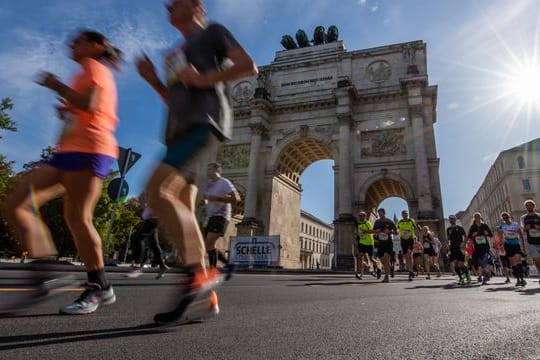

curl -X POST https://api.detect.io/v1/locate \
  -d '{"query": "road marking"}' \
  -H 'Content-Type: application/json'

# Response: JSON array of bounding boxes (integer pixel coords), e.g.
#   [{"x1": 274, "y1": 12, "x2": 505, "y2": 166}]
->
[{"x1": 0, "y1": 288, "x2": 83, "y2": 292}]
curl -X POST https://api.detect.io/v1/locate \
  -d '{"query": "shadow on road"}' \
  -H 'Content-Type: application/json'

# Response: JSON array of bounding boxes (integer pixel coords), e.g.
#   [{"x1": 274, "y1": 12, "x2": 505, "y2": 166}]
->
[
  {"x1": 405, "y1": 283, "x2": 482, "y2": 290},
  {"x1": 0, "y1": 323, "x2": 168, "y2": 351},
  {"x1": 517, "y1": 287, "x2": 540, "y2": 295}
]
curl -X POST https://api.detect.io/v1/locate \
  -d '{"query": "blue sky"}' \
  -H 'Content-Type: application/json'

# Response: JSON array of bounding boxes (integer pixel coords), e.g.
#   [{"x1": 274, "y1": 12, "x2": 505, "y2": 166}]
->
[{"x1": 1, "y1": 0, "x2": 539, "y2": 224}]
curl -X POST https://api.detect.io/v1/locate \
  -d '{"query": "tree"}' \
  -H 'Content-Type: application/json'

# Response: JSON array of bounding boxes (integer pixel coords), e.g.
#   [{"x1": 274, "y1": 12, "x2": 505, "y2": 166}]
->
[{"x1": 0, "y1": 98, "x2": 17, "y2": 139}]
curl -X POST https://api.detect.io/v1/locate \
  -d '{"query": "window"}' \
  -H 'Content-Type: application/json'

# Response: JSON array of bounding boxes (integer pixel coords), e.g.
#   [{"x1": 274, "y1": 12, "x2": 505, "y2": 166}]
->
[
  {"x1": 523, "y1": 179, "x2": 531, "y2": 192},
  {"x1": 518, "y1": 156, "x2": 526, "y2": 169}
]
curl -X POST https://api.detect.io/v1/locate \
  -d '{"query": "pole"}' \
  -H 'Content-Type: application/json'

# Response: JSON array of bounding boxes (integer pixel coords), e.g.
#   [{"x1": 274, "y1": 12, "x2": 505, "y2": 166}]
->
[
  {"x1": 103, "y1": 148, "x2": 132, "y2": 257},
  {"x1": 123, "y1": 226, "x2": 134, "y2": 264}
]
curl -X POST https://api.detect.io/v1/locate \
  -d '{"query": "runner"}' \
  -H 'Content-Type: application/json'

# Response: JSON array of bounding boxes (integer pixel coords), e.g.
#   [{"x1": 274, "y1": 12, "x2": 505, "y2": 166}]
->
[
  {"x1": 420, "y1": 226, "x2": 440, "y2": 279},
  {"x1": 497, "y1": 212, "x2": 526, "y2": 286},
  {"x1": 136, "y1": 0, "x2": 257, "y2": 325},
  {"x1": 204, "y1": 162, "x2": 240, "y2": 280},
  {"x1": 396, "y1": 210, "x2": 421, "y2": 281},
  {"x1": 126, "y1": 204, "x2": 170, "y2": 280},
  {"x1": 468, "y1": 212, "x2": 493, "y2": 285},
  {"x1": 492, "y1": 232, "x2": 511, "y2": 284},
  {"x1": 354, "y1": 211, "x2": 378, "y2": 280},
  {"x1": 446, "y1": 215, "x2": 470, "y2": 284},
  {"x1": 520, "y1": 200, "x2": 540, "y2": 285},
  {"x1": 373, "y1": 208, "x2": 397, "y2": 283},
  {"x1": 2, "y1": 29, "x2": 122, "y2": 315},
  {"x1": 412, "y1": 236, "x2": 424, "y2": 276}
]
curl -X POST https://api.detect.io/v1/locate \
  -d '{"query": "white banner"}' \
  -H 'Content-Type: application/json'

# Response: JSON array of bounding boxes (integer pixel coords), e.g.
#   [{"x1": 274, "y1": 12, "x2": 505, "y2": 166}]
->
[{"x1": 229, "y1": 236, "x2": 280, "y2": 266}]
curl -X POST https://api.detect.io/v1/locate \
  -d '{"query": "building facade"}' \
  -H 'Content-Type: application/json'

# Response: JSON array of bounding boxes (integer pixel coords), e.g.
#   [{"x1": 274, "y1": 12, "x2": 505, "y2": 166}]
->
[
  {"x1": 457, "y1": 138, "x2": 540, "y2": 230},
  {"x1": 299, "y1": 211, "x2": 334, "y2": 269}
]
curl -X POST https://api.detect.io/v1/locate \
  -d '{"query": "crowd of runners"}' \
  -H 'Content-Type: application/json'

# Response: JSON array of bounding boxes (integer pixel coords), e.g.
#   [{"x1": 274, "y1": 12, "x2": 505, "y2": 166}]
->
[{"x1": 353, "y1": 200, "x2": 540, "y2": 287}]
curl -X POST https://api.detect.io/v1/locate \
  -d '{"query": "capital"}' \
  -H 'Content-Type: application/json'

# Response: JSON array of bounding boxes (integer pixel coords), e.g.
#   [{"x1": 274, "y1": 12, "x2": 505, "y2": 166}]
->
[{"x1": 249, "y1": 122, "x2": 267, "y2": 136}]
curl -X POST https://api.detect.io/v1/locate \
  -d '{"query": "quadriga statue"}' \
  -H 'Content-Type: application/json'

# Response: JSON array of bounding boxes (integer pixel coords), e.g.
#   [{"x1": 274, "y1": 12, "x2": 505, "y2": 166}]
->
[
  {"x1": 295, "y1": 29, "x2": 310, "y2": 47},
  {"x1": 280, "y1": 35, "x2": 298, "y2": 50},
  {"x1": 313, "y1": 26, "x2": 326, "y2": 45},
  {"x1": 327, "y1": 25, "x2": 339, "y2": 42}
]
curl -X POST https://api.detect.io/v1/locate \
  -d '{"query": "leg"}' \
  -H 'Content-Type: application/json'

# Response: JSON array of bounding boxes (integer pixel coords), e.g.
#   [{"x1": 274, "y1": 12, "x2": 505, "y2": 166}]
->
[
  {"x1": 62, "y1": 170, "x2": 105, "y2": 271},
  {"x1": 146, "y1": 163, "x2": 205, "y2": 271},
  {"x1": 205, "y1": 231, "x2": 221, "y2": 267},
  {"x1": 2, "y1": 165, "x2": 64, "y2": 258}
]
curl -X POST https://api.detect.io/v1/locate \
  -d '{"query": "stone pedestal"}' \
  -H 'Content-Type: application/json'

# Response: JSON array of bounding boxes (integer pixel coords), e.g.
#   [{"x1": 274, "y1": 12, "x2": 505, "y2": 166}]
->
[
  {"x1": 333, "y1": 214, "x2": 356, "y2": 270},
  {"x1": 236, "y1": 218, "x2": 264, "y2": 237}
]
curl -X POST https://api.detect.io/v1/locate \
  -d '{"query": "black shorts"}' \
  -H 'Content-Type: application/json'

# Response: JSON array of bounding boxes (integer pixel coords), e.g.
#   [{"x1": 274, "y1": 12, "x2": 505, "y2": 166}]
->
[
  {"x1": 449, "y1": 249, "x2": 465, "y2": 263},
  {"x1": 413, "y1": 253, "x2": 423, "y2": 259},
  {"x1": 504, "y1": 243, "x2": 522, "y2": 258},
  {"x1": 204, "y1": 216, "x2": 229, "y2": 237},
  {"x1": 401, "y1": 239, "x2": 414, "y2": 253},
  {"x1": 376, "y1": 241, "x2": 393, "y2": 257},
  {"x1": 423, "y1": 248, "x2": 436, "y2": 257},
  {"x1": 357, "y1": 244, "x2": 374, "y2": 256},
  {"x1": 499, "y1": 255, "x2": 510, "y2": 268}
]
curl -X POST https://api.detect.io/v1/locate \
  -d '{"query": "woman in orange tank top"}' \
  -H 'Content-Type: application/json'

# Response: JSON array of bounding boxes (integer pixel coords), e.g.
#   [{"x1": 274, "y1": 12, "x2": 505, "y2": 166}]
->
[{"x1": 2, "y1": 30, "x2": 122, "y2": 315}]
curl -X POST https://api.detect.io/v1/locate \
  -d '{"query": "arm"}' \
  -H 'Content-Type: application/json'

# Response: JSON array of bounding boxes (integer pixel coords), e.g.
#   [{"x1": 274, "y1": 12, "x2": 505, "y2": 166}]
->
[
  {"x1": 207, "y1": 189, "x2": 239, "y2": 204},
  {"x1": 179, "y1": 46, "x2": 258, "y2": 89},
  {"x1": 136, "y1": 54, "x2": 168, "y2": 104},
  {"x1": 37, "y1": 72, "x2": 98, "y2": 111}
]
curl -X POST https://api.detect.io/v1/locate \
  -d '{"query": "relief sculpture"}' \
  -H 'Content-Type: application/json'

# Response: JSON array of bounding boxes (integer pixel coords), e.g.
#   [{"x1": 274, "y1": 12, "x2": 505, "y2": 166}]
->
[
  {"x1": 217, "y1": 144, "x2": 251, "y2": 168},
  {"x1": 361, "y1": 129, "x2": 406, "y2": 158}
]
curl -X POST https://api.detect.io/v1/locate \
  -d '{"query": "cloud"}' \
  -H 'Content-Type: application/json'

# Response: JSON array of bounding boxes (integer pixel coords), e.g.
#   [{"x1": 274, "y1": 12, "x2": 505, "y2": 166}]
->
[
  {"x1": 447, "y1": 102, "x2": 459, "y2": 110},
  {"x1": 357, "y1": 0, "x2": 367, "y2": 5}
]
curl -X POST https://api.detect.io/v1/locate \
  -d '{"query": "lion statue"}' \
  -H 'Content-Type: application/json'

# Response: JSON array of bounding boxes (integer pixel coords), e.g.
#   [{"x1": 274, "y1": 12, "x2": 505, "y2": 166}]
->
[
  {"x1": 295, "y1": 29, "x2": 310, "y2": 48},
  {"x1": 280, "y1": 35, "x2": 298, "y2": 50},
  {"x1": 327, "y1": 25, "x2": 339, "y2": 42},
  {"x1": 313, "y1": 26, "x2": 326, "y2": 45}
]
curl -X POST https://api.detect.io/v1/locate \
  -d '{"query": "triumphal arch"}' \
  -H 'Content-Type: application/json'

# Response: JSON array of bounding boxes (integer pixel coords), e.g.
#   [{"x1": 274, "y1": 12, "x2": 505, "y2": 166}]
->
[{"x1": 216, "y1": 31, "x2": 444, "y2": 269}]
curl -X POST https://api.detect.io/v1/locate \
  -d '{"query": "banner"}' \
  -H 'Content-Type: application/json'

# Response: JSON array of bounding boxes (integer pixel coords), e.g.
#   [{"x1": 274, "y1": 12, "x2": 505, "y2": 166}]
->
[{"x1": 229, "y1": 236, "x2": 280, "y2": 266}]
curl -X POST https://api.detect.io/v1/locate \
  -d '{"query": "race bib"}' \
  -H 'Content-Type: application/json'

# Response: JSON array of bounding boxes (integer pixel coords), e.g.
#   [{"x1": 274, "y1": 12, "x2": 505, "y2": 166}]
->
[
  {"x1": 423, "y1": 242, "x2": 431, "y2": 249},
  {"x1": 378, "y1": 233, "x2": 389, "y2": 241},
  {"x1": 475, "y1": 236, "x2": 487, "y2": 244},
  {"x1": 401, "y1": 230, "x2": 411, "y2": 239},
  {"x1": 503, "y1": 231, "x2": 517, "y2": 240},
  {"x1": 529, "y1": 229, "x2": 540, "y2": 238},
  {"x1": 358, "y1": 234, "x2": 366, "y2": 240}
]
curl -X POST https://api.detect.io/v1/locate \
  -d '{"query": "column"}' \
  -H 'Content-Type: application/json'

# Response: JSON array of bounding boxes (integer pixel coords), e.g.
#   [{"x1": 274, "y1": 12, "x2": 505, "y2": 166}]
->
[
  {"x1": 337, "y1": 113, "x2": 353, "y2": 217},
  {"x1": 410, "y1": 105, "x2": 433, "y2": 218},
  {"x1": 244, "y1": 122, "x2": 265, "y2": 219}
]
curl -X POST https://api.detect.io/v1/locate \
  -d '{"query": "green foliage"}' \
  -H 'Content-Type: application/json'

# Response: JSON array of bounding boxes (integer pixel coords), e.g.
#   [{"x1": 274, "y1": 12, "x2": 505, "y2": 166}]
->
[{"x1": 0, "y1": 98, "x2": 17, "y2": 139}]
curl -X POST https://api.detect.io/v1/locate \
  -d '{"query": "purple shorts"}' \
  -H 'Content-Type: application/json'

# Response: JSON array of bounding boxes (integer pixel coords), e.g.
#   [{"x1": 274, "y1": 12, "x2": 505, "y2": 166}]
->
[{"x1": 46, "y1": 152, "x2": 115, "y2": 179}]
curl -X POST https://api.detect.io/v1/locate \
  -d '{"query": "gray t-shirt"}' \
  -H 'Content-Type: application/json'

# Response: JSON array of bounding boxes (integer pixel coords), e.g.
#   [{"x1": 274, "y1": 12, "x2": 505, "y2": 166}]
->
[{"x1": 164, "y1": 23, "x2": 240, "y2": 144}]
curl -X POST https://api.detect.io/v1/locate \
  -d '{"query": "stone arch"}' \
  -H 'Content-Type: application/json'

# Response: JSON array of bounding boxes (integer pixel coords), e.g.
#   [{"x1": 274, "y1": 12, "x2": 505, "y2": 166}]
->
[
  {"x1": 356, "y1": 173, "x2": 416, "y2": 215},
  {"x1": 274, "y1": 136, "x2": 335, "y2": 184}
]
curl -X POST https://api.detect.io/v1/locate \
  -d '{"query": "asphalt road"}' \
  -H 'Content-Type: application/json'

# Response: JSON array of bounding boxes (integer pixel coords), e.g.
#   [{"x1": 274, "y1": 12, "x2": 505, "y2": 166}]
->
[{"x1": 1, "y1": 270, "x2": 540, "y2": 360}]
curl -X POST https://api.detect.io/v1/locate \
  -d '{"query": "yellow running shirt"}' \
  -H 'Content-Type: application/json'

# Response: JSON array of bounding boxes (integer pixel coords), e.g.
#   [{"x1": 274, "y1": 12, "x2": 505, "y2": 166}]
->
[{"x1": 357, "y1": 221, "x2": 374, "y2": 246}]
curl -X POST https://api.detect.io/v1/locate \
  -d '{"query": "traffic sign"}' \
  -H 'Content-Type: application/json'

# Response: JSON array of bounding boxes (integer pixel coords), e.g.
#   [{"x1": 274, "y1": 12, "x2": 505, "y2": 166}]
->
[
  {"x1": 118, "y1": 147, "x2": 141, "y2": 176},
  {"x1": 107, "y1": 177, "x2": 129, "y2": 202}
]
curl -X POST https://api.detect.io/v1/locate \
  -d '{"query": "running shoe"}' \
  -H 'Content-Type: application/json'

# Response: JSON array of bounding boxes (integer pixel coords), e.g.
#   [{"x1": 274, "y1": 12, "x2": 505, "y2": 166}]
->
[
  {"x1": 370, "y1": 271, "x2": 377, "y2": 278},
  {"x1": 355, "y1": 273, "x2": 362, "y2": 280},
  {"x1": 390, "y1": 268, "x2": 395, "y2": 278},
  {"x1": 504, "y1": 278, "x2": 511, "y2": 284},
  {"x1": 515, "y1": 279, "x2": 522, "y2": 287},
  {"x1": 59, "y1": 282, "x2": 116, "y2": 315},
  {"x1": 154, "y1": 268, "x2": 224, "y2": 326},
  {"x1": 426, "y1": 275, "x2": 431, "y2": 280},
  {"x1": 520, "y1": 279, "x2": 527, "y2": 287},
  {"x1": 457, "y1": 278, "x2": 465, "y2": 285},
  {"x1": 126, "y1": 267, "x2": 143, "y2": 278},
  {"x1": 477, "y1": 276, "x2": 482, "y2": 283},
  {"x1": 155, "y1": 265, "x2": 170, "y2": 280},
  {"x1": 376, "y1": 269, "x2": 382, "y2": 279},
  {"x1": 408, "y1": 272, "x2": 413, "y2": 282},
  {"x1": 481, "y1": 277, "x2": 488, "y2": 286},
  {"x1": 381, "y1": 276, "x2": 389, "y2": 283}
]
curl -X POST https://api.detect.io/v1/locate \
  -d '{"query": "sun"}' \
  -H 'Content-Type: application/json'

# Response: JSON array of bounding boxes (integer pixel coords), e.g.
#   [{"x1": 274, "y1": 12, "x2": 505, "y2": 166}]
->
[{"x1": 504, "y1": 62, "x2": 540, "y2": 106}]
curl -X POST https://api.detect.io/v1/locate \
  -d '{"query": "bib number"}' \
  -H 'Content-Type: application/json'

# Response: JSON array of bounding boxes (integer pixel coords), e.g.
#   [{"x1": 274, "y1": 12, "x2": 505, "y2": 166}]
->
[
  {"x1": 378, "y1": 233, "x2": 389, "y2": 241},
  {"x1": 529, "y1": 229, "x2": 540, "y2": 238},
  {"x1": 475, "y1": 236, "x2": 487, "y2": 245},
  {"x1": 401, "y1": 230, "x2": 411, "y2": 239}
]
